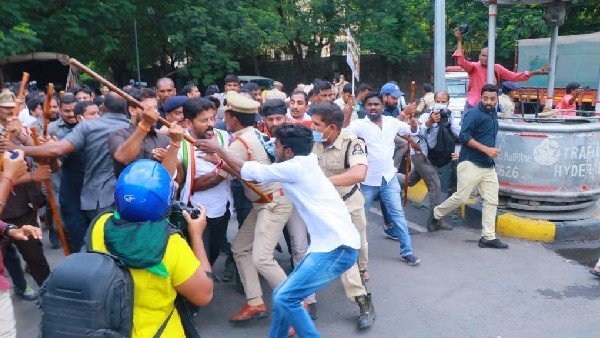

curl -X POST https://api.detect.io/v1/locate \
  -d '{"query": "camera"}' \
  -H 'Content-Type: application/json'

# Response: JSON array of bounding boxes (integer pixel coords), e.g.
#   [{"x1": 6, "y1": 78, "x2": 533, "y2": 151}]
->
[
  {"x1": 168, "y1": 201, "x2": 200, "y2": 239},
  {"x1": 458, "y1": 24, "x2": 469, "y2": 36}
]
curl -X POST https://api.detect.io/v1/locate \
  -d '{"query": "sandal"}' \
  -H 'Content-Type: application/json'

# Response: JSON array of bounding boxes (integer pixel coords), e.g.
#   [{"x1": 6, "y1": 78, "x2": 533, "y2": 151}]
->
[{"x1": 590, "y1": 268, "x2": 600, "y2": 278}]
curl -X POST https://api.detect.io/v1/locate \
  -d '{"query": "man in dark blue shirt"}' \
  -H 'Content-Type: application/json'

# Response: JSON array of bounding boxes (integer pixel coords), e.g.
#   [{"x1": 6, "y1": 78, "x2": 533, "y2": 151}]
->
[{"x1": 428, "y1": 84, "x2": 508, "y2": 249}]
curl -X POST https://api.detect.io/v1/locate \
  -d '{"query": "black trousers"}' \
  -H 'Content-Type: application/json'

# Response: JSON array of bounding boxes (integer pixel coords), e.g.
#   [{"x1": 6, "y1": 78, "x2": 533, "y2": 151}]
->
[
  {"x1": 203, "y1": 208, "x2": 231, "y2": 266},
  {"x1": 2, "y1": 211, "x2": 51, "y2": 287}
]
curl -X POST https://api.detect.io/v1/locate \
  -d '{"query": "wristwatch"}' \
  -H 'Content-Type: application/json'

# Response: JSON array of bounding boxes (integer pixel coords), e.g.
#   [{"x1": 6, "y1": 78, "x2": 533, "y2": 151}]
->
[{"x1": 2, "y1": 223, "x2": 18, "y2": 238}]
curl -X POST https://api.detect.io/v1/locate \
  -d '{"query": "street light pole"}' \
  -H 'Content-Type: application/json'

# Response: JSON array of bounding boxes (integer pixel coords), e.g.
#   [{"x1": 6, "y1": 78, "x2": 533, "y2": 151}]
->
[
  {"x1": 486, "y1": 0, "x2": 498, "y2": 84},
  {"x1": 434, "y1": 0, "x2": 446, "y2": 91},
  {"x1": 134, "y1": 17, "x2": 141, "y2": 83}
]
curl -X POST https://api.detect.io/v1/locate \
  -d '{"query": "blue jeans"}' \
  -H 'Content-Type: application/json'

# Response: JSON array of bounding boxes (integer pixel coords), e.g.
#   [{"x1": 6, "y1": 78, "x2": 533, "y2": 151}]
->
[
  {"x1": 269, "y1": 245, "x2": 358, "y2": 338},
  {"x1": 361, "y1": 177, "x2": 413, "y2": 256},
  {"x1": 60, "y1": 195, "x2": 89, "y2": 253}
]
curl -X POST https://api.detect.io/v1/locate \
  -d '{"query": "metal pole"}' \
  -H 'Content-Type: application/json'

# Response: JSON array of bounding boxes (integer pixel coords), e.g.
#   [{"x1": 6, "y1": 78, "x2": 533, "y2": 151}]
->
[
  {"x1": 486, "y1": 1, "x2": 497, "y2": 84},
  {"x1": 596, "y1": 66, "x2": 600, "y2": 116},
  {"x1": 545, "y1": 25, "x2": 559, "y2": 108},
  {"x1": 434, "y1": 0, "x2": 446, "y2": 91},
  {"x1": 134, "y1": 17, "x2": 141, "y2": 83}
]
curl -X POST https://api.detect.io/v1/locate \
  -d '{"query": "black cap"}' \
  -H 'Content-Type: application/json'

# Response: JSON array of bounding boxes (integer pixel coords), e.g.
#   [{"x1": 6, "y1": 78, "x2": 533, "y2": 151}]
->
[{"x1": 566, "y1": 82, "x2": 581, "y2": 91}]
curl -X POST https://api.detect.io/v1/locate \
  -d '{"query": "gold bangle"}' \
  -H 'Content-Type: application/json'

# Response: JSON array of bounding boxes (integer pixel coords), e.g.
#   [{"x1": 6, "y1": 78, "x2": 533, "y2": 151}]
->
[{"x1": 137, "y1": 122, "x2": 151, "y2": 133}]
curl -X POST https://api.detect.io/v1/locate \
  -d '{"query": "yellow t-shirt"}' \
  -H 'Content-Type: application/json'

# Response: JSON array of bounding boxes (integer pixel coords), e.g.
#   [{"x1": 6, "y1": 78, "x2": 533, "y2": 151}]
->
[{"x1": 90, "y1": 214, "x2": 200, "y2": 338}]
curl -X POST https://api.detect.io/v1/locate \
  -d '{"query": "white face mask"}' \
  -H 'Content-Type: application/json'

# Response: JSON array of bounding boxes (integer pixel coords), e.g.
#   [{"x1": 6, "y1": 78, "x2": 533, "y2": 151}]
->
[{"x1": 432, "y1": 103, "x2": 447, "y2": 112}]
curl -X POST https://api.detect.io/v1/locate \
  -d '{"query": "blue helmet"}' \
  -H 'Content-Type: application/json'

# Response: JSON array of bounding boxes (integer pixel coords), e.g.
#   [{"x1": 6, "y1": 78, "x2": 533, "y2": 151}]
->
[{"x1": 114, "y1": 159, "x2": 174, "y2": 222}]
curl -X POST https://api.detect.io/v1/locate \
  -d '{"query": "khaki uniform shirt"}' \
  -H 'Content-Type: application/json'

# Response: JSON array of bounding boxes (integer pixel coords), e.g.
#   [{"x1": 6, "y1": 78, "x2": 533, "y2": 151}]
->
[
  {"x1": 229, "y1": 126, "x2": 282, "y2": 202},
  {"x1": 499, "y1": 93, "x2": 515, "y2": 118},
  {"x1": 312, "y1": 129, "x2": 367, "y2": 212}
]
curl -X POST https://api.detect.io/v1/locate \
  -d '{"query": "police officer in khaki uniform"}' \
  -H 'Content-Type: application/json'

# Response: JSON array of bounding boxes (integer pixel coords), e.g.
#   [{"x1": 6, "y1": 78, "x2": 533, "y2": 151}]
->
[
  {"x1": 222, "y1": 91, "x2": 293, "y2": 322},
  {"x1": 311, "y1": 102, "x2": 376, "y2": 329}
]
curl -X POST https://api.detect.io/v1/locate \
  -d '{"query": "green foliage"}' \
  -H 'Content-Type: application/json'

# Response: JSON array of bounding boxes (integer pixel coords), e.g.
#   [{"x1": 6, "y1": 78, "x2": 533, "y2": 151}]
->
[{"x1": 1, "y1": 0, "x2": 598, "y2": 82}]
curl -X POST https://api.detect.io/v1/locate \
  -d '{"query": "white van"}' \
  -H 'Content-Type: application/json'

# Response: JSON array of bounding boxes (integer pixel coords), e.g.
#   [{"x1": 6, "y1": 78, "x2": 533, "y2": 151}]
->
[{"x1": 445, "y1": 66, "x2": 468, "y2": 125}]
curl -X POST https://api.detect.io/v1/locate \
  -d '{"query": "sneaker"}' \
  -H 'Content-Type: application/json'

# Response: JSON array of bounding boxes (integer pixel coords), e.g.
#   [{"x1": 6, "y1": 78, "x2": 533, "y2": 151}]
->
[
  {"x1": 16, "y1": 285, "x2": 37, "y2": 301},
  {"x1": 478, "y1": 237, "x2": 509, "y2": 249},
  {"x1": 383, "y1": 225, "x2": 398, "y2": 240},
  {"x1": 400, "y1": 254, "x2": 420, "y2": 266},
  {"x1": 426, "y1": 208, "x2": 439, "y2": 232}
]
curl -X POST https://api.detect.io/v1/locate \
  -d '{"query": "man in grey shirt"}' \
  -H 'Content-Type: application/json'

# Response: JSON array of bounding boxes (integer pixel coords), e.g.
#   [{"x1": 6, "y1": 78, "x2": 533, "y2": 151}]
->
[{"x1": 18, "y1": 92, "x2": 130, "y2": 220}]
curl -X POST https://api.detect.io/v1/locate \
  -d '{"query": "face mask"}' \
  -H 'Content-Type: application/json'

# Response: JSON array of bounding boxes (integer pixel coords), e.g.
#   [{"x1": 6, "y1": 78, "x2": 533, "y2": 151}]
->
[
  {"x1": 312, "y1": 129, "x2": 325, "y2": 143},
  {"x1": 432, "y1": 103, "x2": 447, "y2": 112},
  {"x1": 312, "y1": 125, "x2": 333, "y2": 143}
]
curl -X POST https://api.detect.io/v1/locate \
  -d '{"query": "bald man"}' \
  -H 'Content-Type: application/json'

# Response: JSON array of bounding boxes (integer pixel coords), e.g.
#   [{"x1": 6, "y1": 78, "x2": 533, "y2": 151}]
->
[{"x1": 156, "y1": 77, "x2": 176, "y2": 119}]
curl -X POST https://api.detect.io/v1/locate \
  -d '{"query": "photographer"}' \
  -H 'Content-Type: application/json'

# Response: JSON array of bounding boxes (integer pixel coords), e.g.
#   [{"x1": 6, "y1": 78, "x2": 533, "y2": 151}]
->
[
  {"x1": 411, "y1": 91, "x2": 460, "y2": 231},
  {"x1": 87, "y1": 159, "x2": 213, "y2": 337}
]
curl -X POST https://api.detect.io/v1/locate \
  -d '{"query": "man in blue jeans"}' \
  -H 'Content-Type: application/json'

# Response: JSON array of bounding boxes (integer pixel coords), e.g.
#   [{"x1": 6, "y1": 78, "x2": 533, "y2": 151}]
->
[
  {"x1": 197, "y1": 124, "x2": 360, "y2": 337},
  {"x1": 347, "y1": 92, "x2": 421, "y2": 266}
]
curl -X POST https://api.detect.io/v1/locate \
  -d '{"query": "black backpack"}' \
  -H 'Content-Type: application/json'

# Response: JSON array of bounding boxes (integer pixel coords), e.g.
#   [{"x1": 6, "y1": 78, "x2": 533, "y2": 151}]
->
[
  {"x1": 39, "y1": 227, "x2": 177, "y2": 337},
  {"x1": 426, "y1": 113, "x2": 456, "y2": 168},
  {"x1": 39, "y1": 252, "x2": 137, "y2": 337}
]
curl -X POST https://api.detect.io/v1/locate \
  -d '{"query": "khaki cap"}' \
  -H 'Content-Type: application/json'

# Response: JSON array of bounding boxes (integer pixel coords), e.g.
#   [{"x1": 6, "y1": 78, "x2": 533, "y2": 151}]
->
[
  {"x1": 0, "y1": 92, "x2": 16, "y2": 108},
  {"x1": 226, "y1": 90, "x2": 259, "y2": 114}
]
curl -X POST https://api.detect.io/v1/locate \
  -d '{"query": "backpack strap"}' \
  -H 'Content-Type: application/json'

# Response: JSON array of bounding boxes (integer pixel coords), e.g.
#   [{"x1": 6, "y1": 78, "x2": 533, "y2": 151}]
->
[
  {"x1": 343, "y1": 139, "x2": 353, "y2": 169},
  {"x1": 85, "y1": 212, "x2": 114, "y2": 252},
  {"x1": 153, "y1": 307, "x2": 175, "y2": 338}
]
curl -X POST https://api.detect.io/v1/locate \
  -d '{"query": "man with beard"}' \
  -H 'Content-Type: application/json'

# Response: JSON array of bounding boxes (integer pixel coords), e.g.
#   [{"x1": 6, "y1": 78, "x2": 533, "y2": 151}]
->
[
  {"x1": 347, "y1": 92, "x2": 421, "y2": 266},
  {"x1": 108, "y1": 88, "x2": 180, "y2": 177},
  {"x1": 429, "y1": 84, "x2": 509, "y2": 249},
  {"x1": 176, "y1": 97, "x2": 231, "y2": 266},
  {"x1": 43, "y1": 94, "x2": 79, "y2": 248},
  {"x1": 31, "y1": 94, "x2": 60, "y2": 135},
  {"x1": 49, "y1": 100, "x2": 101, "y2": 252},
  {"x1": 453, "y1": 28, "x2": 548, "y2": 111}
]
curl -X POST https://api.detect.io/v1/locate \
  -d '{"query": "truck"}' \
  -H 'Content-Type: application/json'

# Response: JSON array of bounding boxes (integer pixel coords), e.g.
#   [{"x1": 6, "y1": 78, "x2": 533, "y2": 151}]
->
[{"x1": 514, "y1": 31, "x2": 600, "y2": 113}]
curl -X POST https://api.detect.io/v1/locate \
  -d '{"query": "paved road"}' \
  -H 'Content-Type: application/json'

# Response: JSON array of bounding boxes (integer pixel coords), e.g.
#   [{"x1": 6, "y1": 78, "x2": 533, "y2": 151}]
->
[{"x1": 13, "y1": 202, "x2": 600, "y2": 337}]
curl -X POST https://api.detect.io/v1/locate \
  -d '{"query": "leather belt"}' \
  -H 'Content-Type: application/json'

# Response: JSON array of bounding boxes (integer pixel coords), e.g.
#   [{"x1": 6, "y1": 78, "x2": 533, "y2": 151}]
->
[
  {"x1": 342, "y1": 184, "x2": 359, "y2": 201},
  {"x1": 256, "y1": 188, "x2": 285, "y2": 204}
]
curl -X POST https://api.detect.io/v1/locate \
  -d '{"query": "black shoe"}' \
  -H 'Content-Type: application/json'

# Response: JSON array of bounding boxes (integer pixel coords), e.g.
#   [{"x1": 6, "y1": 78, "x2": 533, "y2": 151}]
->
[
  {"x1": 435, "y1": 220, "x2": 453, "y2": 231},
  {"x1": 222, "y1": 259, "x2": 236, "y2": 282},
  {"x1": 589, "y1": 269, "x2": 600, "y2": 278},
  {"x1": 355, "y1": 293, "x2": 375, "y2": 329},
  {"x1": 478, "y1": 237, "x2": 509, "y2": 249},
  {"x1": 308, "y1": 302, "x2": 318, "y2": 320},
  {"x1": 427, "y1": 208, "x2": 439, "y2": 232}
]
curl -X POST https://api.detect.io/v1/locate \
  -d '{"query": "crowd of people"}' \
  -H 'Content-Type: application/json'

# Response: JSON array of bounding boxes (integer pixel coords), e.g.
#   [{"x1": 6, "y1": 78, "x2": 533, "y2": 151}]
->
[{"x1": 0, "y1": 30, "x2": 560, "y2": 337}]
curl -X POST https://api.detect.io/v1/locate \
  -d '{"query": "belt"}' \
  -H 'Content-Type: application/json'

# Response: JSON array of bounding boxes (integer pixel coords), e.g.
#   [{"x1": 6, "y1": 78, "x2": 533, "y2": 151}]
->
[
  {"x1": 256, "y1": 188, "x2": 285, "y2": 204},
  {"x1": 342, "y1": 184, "x2": 359, "y2": 201}
]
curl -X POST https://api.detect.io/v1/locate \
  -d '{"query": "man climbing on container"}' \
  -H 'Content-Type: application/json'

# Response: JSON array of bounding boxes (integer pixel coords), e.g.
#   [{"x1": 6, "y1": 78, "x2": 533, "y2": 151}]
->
[{"x1": 453, "y1": 28, "x2": 549, "y2": 112}]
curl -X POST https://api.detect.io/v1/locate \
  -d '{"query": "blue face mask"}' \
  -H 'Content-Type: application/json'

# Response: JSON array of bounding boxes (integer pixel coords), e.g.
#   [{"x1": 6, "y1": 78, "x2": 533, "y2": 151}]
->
[
  {"x1": 312, "y1": 129, "x2": 325, "y2": 143},
  {"x1": 312, "y1": 125, "x2": 333, "y2": 143}
]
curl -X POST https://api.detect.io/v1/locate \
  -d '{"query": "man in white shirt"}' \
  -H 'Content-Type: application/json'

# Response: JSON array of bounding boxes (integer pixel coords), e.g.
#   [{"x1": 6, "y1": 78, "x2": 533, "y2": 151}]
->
[
  {"x1": 286, "y1": 91, "x2": 313, "y2": 128},
  {"x1": 347, "y1": 92, "x2": 421, "y2": 266},
  {"x1": 176, "y1": 97, "x2": 231, "y2": 266},
  {"x1": 196, "y1": 124, "x2": 360, "y2": 338},
  {"x1": 411, "y1": 91, "x2": 460, "y2": 231}
]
